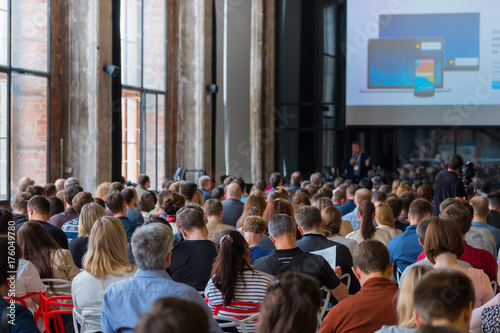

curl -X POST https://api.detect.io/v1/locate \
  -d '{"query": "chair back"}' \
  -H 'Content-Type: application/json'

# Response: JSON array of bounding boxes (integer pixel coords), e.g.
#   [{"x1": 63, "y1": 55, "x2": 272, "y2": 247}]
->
[
  {"x1": 39, "y1": 291, "x2": 74, "y2": 333},
  {"x1": 213, "y1": 313, "x2": 260, "y2": 333},
  {"x1": 206, "y1": 299, "x2": 261, "y2": 332},
  {"x1": 72, "y1": 307, "x2": 101, "y2": 333},
  {"x1": 492, "y1": 280, "x2": 498, "y2": 294},
  {"x1": 4, "y1": 292, "x2": 42, "y2": 321}
]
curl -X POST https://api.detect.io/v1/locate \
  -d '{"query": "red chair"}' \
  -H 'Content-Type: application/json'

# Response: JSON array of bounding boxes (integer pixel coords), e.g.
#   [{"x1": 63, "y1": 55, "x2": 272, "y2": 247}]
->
[
  {"x1": 39, "y1": 291, "x2": 74, "y2": 333},
  {"x1": 206, "y1": 299, "x2": 261, "y2": 333},
  {"x1": 4, "y1": 292, "x2": 42, "y2": 321}
]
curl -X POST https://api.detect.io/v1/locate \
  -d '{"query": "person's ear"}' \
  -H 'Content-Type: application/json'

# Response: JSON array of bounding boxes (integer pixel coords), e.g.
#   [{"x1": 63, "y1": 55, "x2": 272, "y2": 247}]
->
[
  {"x1": 180, "y1": 228, "x2": 188, "y2": 238},
  {"x1": 418, "y1": 238, "x2": 424, "y2": 247},
  {"x1": 320, "y1": 219, "x2": 325, "y2": 229},
  {"x1": 259, "y1": 230, "x2": 265, "y2": 237},
  {"x1": 297, "y1": 226, "x2": 305, "y2": 235},
  {"x1": 204, "y1": 211, "x2": 209, "y2": 218},
  {"x1": 463, "y1": 301, "x2": 473, "y2": 324},
  {"x1": 165, "y1": 251, "x2": 172, "y2": 269},
  {"x1": 241, "y1": 227, "x2": 245, "y2": 235},
  {"x1": 269, "y1": 235, "x2": 276, "y2": 244},
  {"x1": 386, "y1": 262, "x2": 394, "y2": 276},
  {"x1": 357, "y1": 212, "x2": 361, "y2": 220},
  {"x1": 413, "y1": 310, "x2": 425, "y2": 327},
  {"x1": 352, "y1": 267, "x2": 362, "y2": 281}
]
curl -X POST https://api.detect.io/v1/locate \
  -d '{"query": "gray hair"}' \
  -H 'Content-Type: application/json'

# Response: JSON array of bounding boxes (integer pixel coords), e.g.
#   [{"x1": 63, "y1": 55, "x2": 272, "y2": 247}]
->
[
  {"x1": 64, "y1": 177, "x2": 81, "y2": 190},
  {"x1": 268, "y1": 214, "x2": 296, "y2": 238},
  {"x1": 131, "y1": 223, "x2": 173, "y2": 270}
]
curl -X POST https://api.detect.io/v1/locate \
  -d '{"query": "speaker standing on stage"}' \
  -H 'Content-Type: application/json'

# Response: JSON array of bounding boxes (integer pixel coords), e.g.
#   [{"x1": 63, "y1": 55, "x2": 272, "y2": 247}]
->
[{"x1": 341, "y1": 141, "x2": 372, "y2": 184}]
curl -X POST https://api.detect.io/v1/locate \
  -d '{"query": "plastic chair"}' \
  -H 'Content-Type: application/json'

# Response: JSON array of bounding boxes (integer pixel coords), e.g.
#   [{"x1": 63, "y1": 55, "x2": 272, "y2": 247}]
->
[
  {"x1": 39, "y1": 291, "x2": 74, "y2": 333},
  {"x1": 319, "y1": 287, "x2": 332, "y2": 320},
  {"x1": 41, "y1": 278, "x2": 72, "y2": 296},
  {"x1": 492, "y1": 280, "x2": 498, "y2": 294},
  {"x1": 396, "y1": 267, "x2": 403, "y2": 286},
  {"x1": 207, "y1": 299, "x2": 260, "y2": 332},
  {"x1": 213, "y1": 313, "x2": 260, "y2": 333},
  {"x1": 72, "y1": 307, "x2": 101, "y2": 333},
  {"x1": 4, "y1": 292, "x2": 42, "y2": 321},
  {"x1": 340, "y1": 273, "x2": 351, "y2": 291}
]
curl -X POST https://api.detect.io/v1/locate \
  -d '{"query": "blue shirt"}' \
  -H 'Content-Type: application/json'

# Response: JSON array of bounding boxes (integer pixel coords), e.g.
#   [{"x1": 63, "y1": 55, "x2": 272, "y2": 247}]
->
[
  {"x1": 342, "y1": 207, "x2": 360, "y2": 231},
  {"x1": 126, "y1": 208, "x2": 144, "y2": 224},
  {"x1": 201, "y1": 188, "x2": 212, "y2": 202},
  {"x1": 61, "y1": 217, "x2": 79, "y2": 241},
  {"x1": 0, "y1": 297, "x2": 39, "y2": 333},
  {"x1": 250, "y1": 246, "x2": 272, "y2": 264},
  {"x1": 388, "y1": 225, "x2": 422, "y2": 276},
  {"x1": 338, "y1": 199, "x2": 356, "y2": 216},
  {"x1": 117, "y1": 216, "x2": 140, "y2": 242},
  {"x1": 101, "y1": 269, "x2": 223, "y2": 333},
  {"x1": 290, "y1": 184, "x2": 300, "y2": 193},
  {"x1": 472, "y1": 221, "x2": 500, "y2": 252}
]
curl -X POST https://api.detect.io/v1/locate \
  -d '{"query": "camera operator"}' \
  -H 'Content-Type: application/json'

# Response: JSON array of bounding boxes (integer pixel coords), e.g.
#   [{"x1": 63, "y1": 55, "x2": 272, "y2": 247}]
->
[{"x1": 432, "y1": 154, "x2": 467, "y2": 216}]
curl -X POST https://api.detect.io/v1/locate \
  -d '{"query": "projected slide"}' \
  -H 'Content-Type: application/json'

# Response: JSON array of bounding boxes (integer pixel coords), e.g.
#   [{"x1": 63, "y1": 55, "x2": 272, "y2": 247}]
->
[{"x1": 346, "y1": 0, "x2": 500, "y2": 126}]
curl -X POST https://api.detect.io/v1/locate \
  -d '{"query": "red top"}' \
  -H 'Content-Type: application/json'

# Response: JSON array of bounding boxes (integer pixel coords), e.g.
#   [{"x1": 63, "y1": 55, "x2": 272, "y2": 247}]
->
[
  {"x1": 319, "y1": 277, "x2": 398, "y2": 333},
  {"x1": 416, "y1": 241, "x2": 498, "y2": 282}
]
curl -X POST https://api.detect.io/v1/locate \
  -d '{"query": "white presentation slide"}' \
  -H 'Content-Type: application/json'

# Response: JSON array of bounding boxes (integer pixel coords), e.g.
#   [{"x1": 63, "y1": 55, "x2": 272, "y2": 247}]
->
[{"x1": 346, "y1": 0, "x2": 500, "y2": 126}]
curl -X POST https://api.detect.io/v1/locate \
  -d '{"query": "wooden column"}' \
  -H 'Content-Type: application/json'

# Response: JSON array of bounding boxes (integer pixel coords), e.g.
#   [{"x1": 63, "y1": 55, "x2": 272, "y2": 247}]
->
[{"x1": 250, "y1": 0, "x2": 275, "y2": 183}]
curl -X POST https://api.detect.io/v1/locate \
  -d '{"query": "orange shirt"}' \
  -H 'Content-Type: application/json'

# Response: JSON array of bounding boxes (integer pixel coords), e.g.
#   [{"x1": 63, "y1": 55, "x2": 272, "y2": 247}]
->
[{"x1": 319, "y1": 277, "x2": 398, "y2": 333}]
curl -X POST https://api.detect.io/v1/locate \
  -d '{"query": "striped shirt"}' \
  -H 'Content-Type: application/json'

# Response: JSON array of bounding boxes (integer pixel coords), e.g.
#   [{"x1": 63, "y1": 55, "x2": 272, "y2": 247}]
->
[{"x1": 205, "y1": 270, "x2": 275, "y2": 333}]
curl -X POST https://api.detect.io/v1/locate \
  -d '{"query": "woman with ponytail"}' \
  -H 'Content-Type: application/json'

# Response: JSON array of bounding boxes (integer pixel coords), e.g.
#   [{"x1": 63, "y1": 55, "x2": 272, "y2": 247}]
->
[
  {"x1": 345, "y1": 201, "x2": 392, "y2": 247},
  {"x1": 204, "y1": 230, "x2": 274, "y2": 333}
]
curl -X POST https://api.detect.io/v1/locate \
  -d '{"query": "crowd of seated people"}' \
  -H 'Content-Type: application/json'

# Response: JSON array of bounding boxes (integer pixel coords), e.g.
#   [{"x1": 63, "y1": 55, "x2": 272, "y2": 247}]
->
[{"x1": 2, "y1": 153, "x2": 500, "y2": 333}]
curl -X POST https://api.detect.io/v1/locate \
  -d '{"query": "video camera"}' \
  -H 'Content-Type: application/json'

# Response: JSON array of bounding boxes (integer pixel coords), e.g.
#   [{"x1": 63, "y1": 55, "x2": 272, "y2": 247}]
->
[{"x1": 462, "y1": 161, "x2": 477, "y2": 197}]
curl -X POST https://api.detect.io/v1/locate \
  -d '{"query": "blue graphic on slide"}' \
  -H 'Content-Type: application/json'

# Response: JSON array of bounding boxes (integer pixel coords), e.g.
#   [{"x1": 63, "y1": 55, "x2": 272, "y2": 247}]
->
[
  {"x1": 379, "y1": 13, "x2": 480, "y2": 71},
  {"x1": 368, "y1": 39, "x2": 443, "y2": 88}
]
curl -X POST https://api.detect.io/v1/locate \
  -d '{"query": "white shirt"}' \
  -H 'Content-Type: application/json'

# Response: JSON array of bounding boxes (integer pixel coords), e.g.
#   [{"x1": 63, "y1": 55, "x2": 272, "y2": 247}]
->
[
  {"x1": 376, "y1": 225, "x2": 402, "y2": 239},
  {"x1": 72, "y1": 268, "x2": 137, "y2": 332},
  {"x1": 466, "y1": 226, "x2": 497, "y2": 259}
]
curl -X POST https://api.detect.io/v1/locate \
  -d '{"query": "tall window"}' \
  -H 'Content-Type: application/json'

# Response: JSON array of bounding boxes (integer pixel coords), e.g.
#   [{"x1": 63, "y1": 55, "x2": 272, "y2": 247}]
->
[
  {"x1": 0, "y1": 0, "x2": 50, "y2": 202},
  {"x1": 120, "y1": 0, "x2": 166, "y2": 190}
]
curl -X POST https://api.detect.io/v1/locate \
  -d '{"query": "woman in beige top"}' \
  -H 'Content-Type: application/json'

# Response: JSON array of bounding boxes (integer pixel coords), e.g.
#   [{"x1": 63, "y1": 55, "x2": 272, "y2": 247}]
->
[
  {"x1": 425, "y1": 217, "x2": 494, "y2": 308},
  {"x1": 345, "y1": 201, "x2": 392, "y2": 247},
  {"x1": 18, "y1": 221, "x2": 80, "y2": 294},
  {"x1": 375, "y1": 204, "x2": 402, "y2": 239}
]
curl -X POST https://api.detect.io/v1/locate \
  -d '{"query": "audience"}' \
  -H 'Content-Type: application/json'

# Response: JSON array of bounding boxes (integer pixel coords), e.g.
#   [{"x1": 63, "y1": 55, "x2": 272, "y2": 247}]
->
[
  {"x1": 342, "y1": 188, "x2": 372, "y2": 230},
  {"x1": 61, "y1": 191, "x2": 95, "y2": 241},
  {"x1": 101, "y1": 223, "x2": 222, "y2": 332},
  {"x1": 179, "y1": 182, "x2": 199, "y2": 204},
  {"x1": 17, "y1": 221, "x2": 80, "y2": 294},
  {"x1": 106, "y1": 190, "x2": 140, "y2": 242},
  {"x1": 55, "y1": 178, "x2": 65, "y2": 192},
  {"x1": 205, "y1": 230, "x2": 274, "y2": 332},
  {"x1": 253, "y1": 214, "x2": 348, "y2": 302},
  {"x1": 388, "y1": 199, "x2": 433, "y2": 276},
  {"x1": 243, "y1": 194, "x2": 266, "y2": 217},
  {"x1": 136, "y1": 297, "x2": 210, "y2": 333},
  {"x1": 257, "y1": 271, "x2": 321, "y2": 333},
  {"x1": 199, "y1": 175, "x2": 212, "y2": 202},
  {"x1": 204, "y1": 199, "x2": 234, "y2": 243},
  {"x1": 376, "y1": 265, "x2": 434, "y2": 333},
  {"x1": 413, "y1": 269, "x2": 474, "y2": 333},
  {"x1": 387, "y1": 196, "x2": 408, "y2": 232},
  {"x1": 319, "y1": 240, "x2": 398, "y2": 333},
  {"x1": 322, "y1": 206, "x2": 357, "y2": 252},
  {"x1": 424, "y1": 218, "x2": 493, "y2": 307},
  {"x1": 48, "y1": 196, "x2": 65, "y2": 218},
  {"x1": 290, "y1": 171, "x2": 303, "y2": 193},
  {"x1": 48, "y1": 185, "x2": 83, "y2": 228},
  {"x1": 295, "y1": 206, "x2": 360, "y2": 295},
  {"x1": 346, "y1": 201, "x2": 392, "y2": 246},
  {"x1": 221, "y1": 183, "x2": 244, "y2": 227},
  {"x1": 243, "y1": 216, "x2": 272, "y2": 264},
  {"x1": 375, "y1": 203, "x2": 402, "y2": 238},
  {"x1": 72, "y1": 216, "x2": 137, "y2": 331},
  {"x1": 470, "y1": 196, "x2": 500, "y2": 252},
  {"x1": 16, "y1": 195, "x2": 68, "y2": 249},
  {"x1": 168, "y1": 208, "x2": 217, "y2": 291},
  {"x1": 95, "y1": 182, "x2": 111, "y2": 201},
  {"x1": 158, "y1": 190, "x2": 185, "y2": 229},
  {"x1": 337, "y1": 184, "x2": 359, "y2": 216},
  {"x1": 11, "y1": 191, "x2": 31, "y2": 225},
  {"x1": 121, "y1": 188, "x2": 145, "y2": 224},
  {"x1": 69, "y1": 202, "x2": 106, "y2": 268},
  {"x1": 487, "y1": 192, "x2": 500, "y2": 229},
  {"x1": 18, "y1": 176, "x2": 35, "y2": 192},
  {"x1": 135, "y1": 174, "x2": 156, "y2": 212}
]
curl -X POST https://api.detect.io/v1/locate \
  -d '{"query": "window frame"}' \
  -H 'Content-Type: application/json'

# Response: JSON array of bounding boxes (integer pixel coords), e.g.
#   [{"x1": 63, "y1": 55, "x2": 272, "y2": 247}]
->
[
  {"x1": 0, "y1": 0, "x2": 51, "y2": 205},
  {"x1": 120, "y1": 0, "x2": 167, "y2": 191}
]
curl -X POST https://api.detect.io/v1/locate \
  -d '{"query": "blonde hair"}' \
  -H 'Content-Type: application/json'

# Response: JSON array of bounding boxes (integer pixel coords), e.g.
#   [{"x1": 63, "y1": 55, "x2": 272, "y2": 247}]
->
[
  {"x1": 83, "y1": 216, "x2": 135, "y2": 279},
  {"x1": 396, "y1": 184, "x2": 412, "y2": 197},
  {"x1": 79, "y1": 202, "x2": 106, "y2": 237},
  {"x1": 397, "y1": 265, "x2": 433, "y2": 327},
  {"x1": 375, "y1": 204, "x2": 395, "y2": 228},
  {"x1": 96, "y1": 182, "x2": 111, "y2": 200}
]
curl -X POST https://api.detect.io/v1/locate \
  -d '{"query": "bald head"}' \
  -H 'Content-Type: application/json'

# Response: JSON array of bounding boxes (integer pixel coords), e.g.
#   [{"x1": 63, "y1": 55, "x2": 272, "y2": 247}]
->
[
  {"x1": 354, "y1": 188, "x2": 372, "y2": 206},
  {"x1": 227, "y1": 183, "x2": 242, "y2": 200},
  {"x1": 470, "y1": 196, "x2": 489, "y2": 218},
  {"x1": 55, "y1": 179, "x2": 65, "y2": 191}
]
